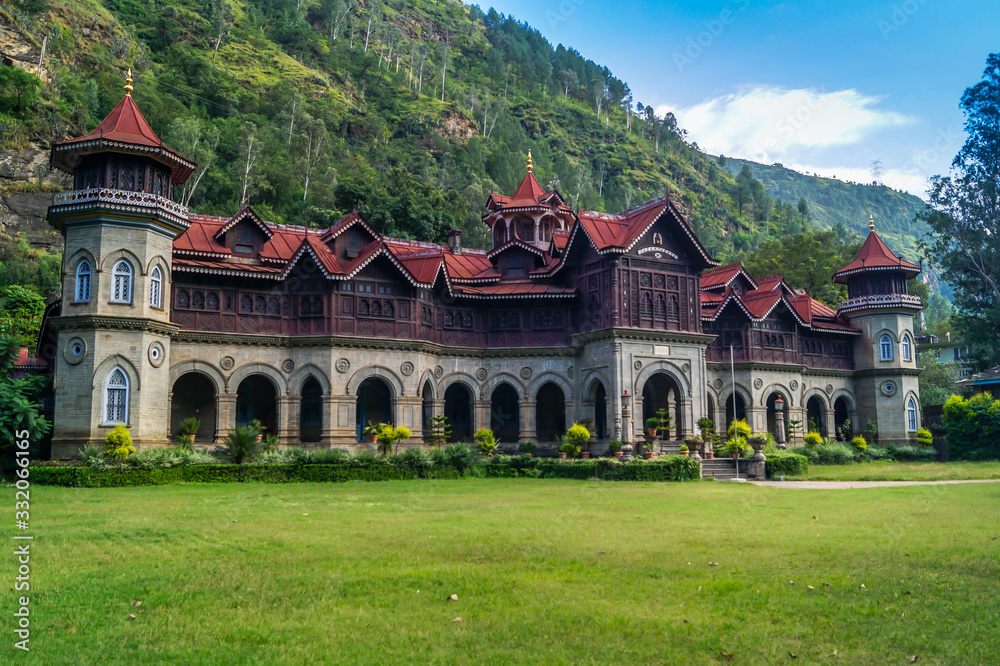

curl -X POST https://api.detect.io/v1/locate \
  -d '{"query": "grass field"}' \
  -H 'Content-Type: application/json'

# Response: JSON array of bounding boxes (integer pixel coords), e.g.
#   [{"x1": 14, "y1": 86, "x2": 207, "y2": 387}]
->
[
  {"x1": 801, "y1": 460, "x2": 1000, "y2": 481},
  {"x1": 4, "y1": 479, "x2": 1000, "y2": 664}
]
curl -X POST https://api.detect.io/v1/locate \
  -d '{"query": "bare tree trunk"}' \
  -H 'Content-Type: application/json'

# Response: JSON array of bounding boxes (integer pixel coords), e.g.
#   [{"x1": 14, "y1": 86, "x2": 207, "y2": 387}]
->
[
  {"x1": 37, "y1": 36, "x2": 48, "y2": 77},
  {"x1": 364, "y1": 14, "x2": 374, "y2": 52}
]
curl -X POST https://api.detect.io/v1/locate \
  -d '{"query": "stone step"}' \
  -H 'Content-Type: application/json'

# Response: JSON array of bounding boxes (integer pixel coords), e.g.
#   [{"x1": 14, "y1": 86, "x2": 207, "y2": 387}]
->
[{"x1": 701, "y1": 458, "x2": 738, "y2": 480}]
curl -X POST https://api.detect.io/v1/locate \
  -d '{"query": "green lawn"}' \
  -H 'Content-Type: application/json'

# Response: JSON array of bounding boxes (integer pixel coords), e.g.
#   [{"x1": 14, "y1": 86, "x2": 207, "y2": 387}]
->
[
  {"x1": 5, "y1": 479, "x2": 1000, "y2": 664},
  {"x1": 801, "y1": 460, "x2": 1000, "y2": 481}
]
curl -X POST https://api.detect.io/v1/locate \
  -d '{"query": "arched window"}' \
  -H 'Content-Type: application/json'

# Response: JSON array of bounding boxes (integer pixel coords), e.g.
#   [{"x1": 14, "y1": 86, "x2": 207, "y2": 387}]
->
[
  {"x1": 104, "y1": 367, "x2": 129, "y2": 424},
  {"x1": 111, "y1": 260, "x2": 133, "y2": 304},
  {"x1": 74, "y1": 259, "x2": 91, "y2": 302},
  {"x1": 901, "y1": 333, "x2": 912, "y2": 362},
  {"x1": 149, "y1": 266, "x2": 163, "y2": 309},
  {"x1": 879, "y1": 334, "x2": 893, "y2": 361},
  {"x1": 906, "y1": 397, "x2": 918, "y2": 432}
]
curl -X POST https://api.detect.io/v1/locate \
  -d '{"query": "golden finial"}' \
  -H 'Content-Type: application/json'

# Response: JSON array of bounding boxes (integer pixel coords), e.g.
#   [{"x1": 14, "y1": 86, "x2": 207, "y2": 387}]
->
[
  {"x1": 124, "y1": 68, "x2": 133, "y2": 96},
  {"x1": 527, "y1": 149, "x2": 533, "y2": 173},
  {"x1": 869, "y1": 213, "x2": 875, "y2": 231}
]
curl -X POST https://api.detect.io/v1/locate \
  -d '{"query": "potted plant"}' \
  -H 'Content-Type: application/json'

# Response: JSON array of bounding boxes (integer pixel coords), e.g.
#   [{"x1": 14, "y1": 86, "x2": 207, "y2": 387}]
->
[
  {"x1": 705, "y1": 433, "x2": 716, "y2": 459},
  {"x1": 655, "y1": 409, "x2": 671, "y2": 439},
  {"x1": 518, "y1": 441, "x2": 536, "y2": 457},
  {"x1": 678, "y1": 443, "x2": 689, "y2": 456},
  {"x1": 566, "y1": 423, "x2": 591, "y2": 458},
  {"x1": 607, "y1": 440, "x2": 622, "y2": 459},
  {"x1": 556, "y1": 434, "x2": 580, "y2": 459},
  {"x1": 248, "y1": 418, "x2": 265, "y2": 443},
  {"x1": 642, "y1": 440, "x2": 655, "y2": 459},
  {"x1": 645, "y1": 417, "x2": 659, "y2": 438},
  {"x1": 179, "y1": 417, "x2": 200, "y2": 444},
  {"x1": 376, "y1": 424, "x2": 412, "y2": 455},
  {"x1": 261, "y1": 434, "x2": 280, "y2": 452},
  {"x1": 697, "y1": 416, "x2": 715, "y2": 437},
  {"x1": 363, "y1": 421, "x2": 382, "y2": 444},
  {"x1": 223, "y1": 424, "x2": 261, "y2": 464}
]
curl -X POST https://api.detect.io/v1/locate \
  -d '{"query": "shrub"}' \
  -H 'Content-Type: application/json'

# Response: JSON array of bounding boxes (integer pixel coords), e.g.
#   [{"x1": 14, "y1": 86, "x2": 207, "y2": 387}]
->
[
  {"x1": 606, "y1": 440, "x2": 622, "y2": 453},
  {"x1": 566, "y1": 423, "x2": 590, "y2": 446},
  {"x1": 179, "y1": 417, "x2": 201, "y2": 436},
  {"x1": 173, "y1": 434, "x2": 194, "y2": 452},
  {"x1": 765, "y1": 452, "x2": 809, "y2": 478},
  {"x1": 915, "y1": 427, "x2": 934, "y2": 447},
  {"x1": 697, "y1": 417, "x2": 715, "y2": 435},
  {"x1": 223, "y1": 424, "x2": 261, "y2": 464},
  {"x1": 395, "y1": 447, "x2": 435, "y2": 470},
  {"x1": 719, "y1": 437, "x2": 752, "y2": 458},
  {"x1": 443, "y1": 443, "x2": 479, "y2": 475},
  {"x1": 474, "y1": 428, "x2": 498, "y2": 457},
  {"x1": 261, "y1": 434, "x2": 280, "y2": 452},
  {"x1": 803, "y1": 431, "x2": 823, "y2": 447},
  {"x1": 885, "y1": 444, "x2": 937, "y2": 462},
  {"x1": 376, "y1": 424, "x2": 413, "y2": 455},
  {"x1": 518, "y1": 441, "x2": 536, "y2": 455},
  {"x1": 814, "y1": 442, "x2": 856, "y2": 465},
  {"x1": 306, "y1": 448, "x2": 352, "y2": 465},
  {"x1": 851, "y1": 435, "x2": 867, "y2": 451},
  {"x1": 104, "y1": 425, "x2": 135, "y2": 463},
  {"x1": 727, "y1": 418, "x2": 751, "y2": 441},
  {"x1": 560, "y1": 439, "x2": 582, "y2": 457},
  {"x1": 645, "y1": 417, "x2": 659, "y2": 431}
]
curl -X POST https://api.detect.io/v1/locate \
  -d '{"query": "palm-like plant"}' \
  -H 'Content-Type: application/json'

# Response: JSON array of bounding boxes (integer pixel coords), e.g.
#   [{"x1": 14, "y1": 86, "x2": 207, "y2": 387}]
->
[{"x1": 223, "y1": 424, "x2": 261, "y2": 464}]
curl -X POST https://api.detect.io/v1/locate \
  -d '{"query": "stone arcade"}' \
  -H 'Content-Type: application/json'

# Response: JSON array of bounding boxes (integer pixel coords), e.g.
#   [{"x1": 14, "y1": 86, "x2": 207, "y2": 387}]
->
[{"x1": 39, "y1": 84, "x2": 923, "y2": 458}]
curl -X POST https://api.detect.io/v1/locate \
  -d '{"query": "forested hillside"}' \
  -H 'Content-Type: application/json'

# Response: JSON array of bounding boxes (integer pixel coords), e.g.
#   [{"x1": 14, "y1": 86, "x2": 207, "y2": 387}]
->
[
  {"x1": 720, "y1": 157, "x2": 930, "y2": 261},
  {"x1": 1, "y1": 0, "x2": 940, "y2": 340}
]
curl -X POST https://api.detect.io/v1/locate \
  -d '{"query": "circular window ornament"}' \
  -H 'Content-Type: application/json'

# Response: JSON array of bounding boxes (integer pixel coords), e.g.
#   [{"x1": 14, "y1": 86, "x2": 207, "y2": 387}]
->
[
  {"x1": 148, "y1": 341, "x2": 165, "y2": 367},
  {"x1": 64, "y1": 337, "x2": 87, "y2": 365},
  {"x1": 880, "y1": 381, "x2": 897, "y2": 397}
]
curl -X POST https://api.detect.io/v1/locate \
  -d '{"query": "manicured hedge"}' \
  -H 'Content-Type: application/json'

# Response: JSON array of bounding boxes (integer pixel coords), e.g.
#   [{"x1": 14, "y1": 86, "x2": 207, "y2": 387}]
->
[
  {"x1": 31, "y1": 455, "x2": 701, "y2": 487},
  {"x1": 765, "y1": 452, "x2": 809, "y2": 478}
]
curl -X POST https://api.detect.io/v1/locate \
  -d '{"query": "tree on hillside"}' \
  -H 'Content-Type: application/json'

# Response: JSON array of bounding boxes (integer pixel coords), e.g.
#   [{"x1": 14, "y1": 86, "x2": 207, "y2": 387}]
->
[
  {"x1": 920, "y1": 52, "x2": 1000, "y2": 371},
  {"x1": 167, "y1": 117, "x2": 219, "y2": 208}
]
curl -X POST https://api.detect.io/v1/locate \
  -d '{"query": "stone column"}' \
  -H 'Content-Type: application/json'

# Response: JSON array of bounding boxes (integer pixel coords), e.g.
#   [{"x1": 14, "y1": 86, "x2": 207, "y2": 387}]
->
[
  {"x1": 825, "y1": 408, "x2": 836, "y2": 439},
  {"x1": 217, "y1": 394, "x2": 237, "y2": 443},
  {"x1": 474, "y1": 399, "x2": 491, "y2": 434},
  {"x1": 329, "y1": 394, "x2": 357, "y2": 446},
  {"x1": 680, "y1": 398, "x2": 694, "y2": 438},
  {"x1": 320, "y1": 395, "x2": 337, "y2": 446},
  {"x1": 277, "y1": 394, "x2": 297, "y2": 444},
  {"x1": 519, "y1": 398, "x2": 536, "y2": 443},
  {"x1": 396, "y1": 396, "x2": 423, "y2": 445},
  {"x1": 564, "y1": 398, "x2": 575, "y2": 431}
]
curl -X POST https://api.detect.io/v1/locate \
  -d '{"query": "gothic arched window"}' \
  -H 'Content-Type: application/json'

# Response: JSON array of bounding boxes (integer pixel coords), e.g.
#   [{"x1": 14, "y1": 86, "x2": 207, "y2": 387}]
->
[
  {"x1": 75, "y1": 259, "x2": 92, "y2": 302},
  {"x1": 879, "y1": 334, "x2": 894, "y2": 361},
  {"x1": 901, "y1": 333, "x2": 912, "y2": 362},
  {"x1": 111, "y1": 260, "x2": 133, "y2": 304},
  {"x1": 149, "y1": 266, "x2": 163, "y2": 309},
  {"x1": 906, "y1": 397, "x2": 918, "y2": 432},
  {"x1": 104, "y1": 367, "x2": 129, "y2": 424}
]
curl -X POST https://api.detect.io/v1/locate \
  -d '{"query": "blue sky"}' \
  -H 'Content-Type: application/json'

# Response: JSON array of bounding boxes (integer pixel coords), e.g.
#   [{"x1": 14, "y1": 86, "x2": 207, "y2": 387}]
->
[{"x1": 474, "y1": 0, "x2": 1000, "y2": 197}]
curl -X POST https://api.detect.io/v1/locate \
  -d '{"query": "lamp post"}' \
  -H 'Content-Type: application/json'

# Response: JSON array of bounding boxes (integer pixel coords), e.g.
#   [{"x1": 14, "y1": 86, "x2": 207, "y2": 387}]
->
[
  {"x1": 774, "y1": 396, "x2": 787, "y2": 448},
  {"x1": 620, "y1": 390, "x2": 634, "y2": 461}
]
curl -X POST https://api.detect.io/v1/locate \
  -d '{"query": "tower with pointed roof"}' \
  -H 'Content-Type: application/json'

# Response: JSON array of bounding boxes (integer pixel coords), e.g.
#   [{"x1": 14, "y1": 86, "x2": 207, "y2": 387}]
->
[
  {"x1": 833, "y1": 215, "x2": 922, "y2": 444},
  {"x1": 45, "y1": 71, "x2": 196, "y2": 457}
]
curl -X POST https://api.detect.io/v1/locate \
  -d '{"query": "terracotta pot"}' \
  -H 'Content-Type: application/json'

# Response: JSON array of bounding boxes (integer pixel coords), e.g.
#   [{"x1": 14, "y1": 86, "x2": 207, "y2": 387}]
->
[
  {"x1": 581, "y1": 451, "x2": 591, "y2": 459},
  {"x1": 367, "y1": 435, "x2": 378, "y2": 444},
  {"x1": 680, "y1": 450, "x2": 689, "y2": 456},
  {"x1": 646, "y1": 429, "x2": 657, "y2": 437},
  {"x1": 614, "y1": 451, "x2": 623, "y2": 459},
  {"x1": 643, "y1": 452, "x2": 653, "y2": 460},
  {"x1": 254, "y1": 434, "x2": 263, "y2": 443},
  {"x1": 706, "y1": 451, "x2": 714, "y2": 459},
  {"x1": 525, "y1": 452, "x2": 533, "y2": 457},
  {"x1": 186, "y1": 434, "x2": 196, "y2": 444},
  {"x1": 558, "y1": 452, "x2": 567, "y2": 459}
]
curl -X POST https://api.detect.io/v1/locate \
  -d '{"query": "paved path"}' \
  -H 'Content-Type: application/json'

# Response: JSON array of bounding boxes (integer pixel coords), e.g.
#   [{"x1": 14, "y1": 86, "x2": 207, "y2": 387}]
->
[{"x1": 753, "y1": 479, "x2": 1000, "y2": 489}]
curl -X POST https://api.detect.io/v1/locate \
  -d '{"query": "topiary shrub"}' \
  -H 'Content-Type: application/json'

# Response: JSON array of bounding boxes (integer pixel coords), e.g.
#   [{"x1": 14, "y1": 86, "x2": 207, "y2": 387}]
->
[
  {"x1": 727, "y1": 418, "x2": 751, "y2": 441},
  {"x1": 474, "y1": 428, "x2": 498, "y2": 456},
  {"x1": 851, "y1": 435, "x2": 868, "y2": 451},
  {"x1": 518, "y1": 441, "x2": 536, "y2": 455},
  {"x1": 566, "y1": 423, "x2": 590, "y2": 446},
  {"x1": 765, "y1": 452, "x2": 809, "y2": 478},
  {"x1": 803, "y1": 431, "x2": 823, "y2": 447},
  {"x1": 104, "y1": 425, "x2": 135, "y2": 463},
  {"x1": 915, "y1": 427, "x2": 934, "y2": 447}
]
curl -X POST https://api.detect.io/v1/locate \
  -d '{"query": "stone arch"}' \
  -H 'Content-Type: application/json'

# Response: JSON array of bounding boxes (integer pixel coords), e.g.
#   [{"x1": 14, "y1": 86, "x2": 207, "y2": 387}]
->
[
  {"x1": 874, "y1": 328, "x2": 900, "y2": 343},
  {"x1": 439, "y1": 372, "x2": 481, "y2": 399},
  {"x1": 65, "y1": 247, "x2": 97, "y2": 274},
  {"x1": 904, "y1": 390, "x2": 921, "y2": 433},
  {"x1": 759, "y1": 382, "x2": 794, "y2": 407},
  {"x1": 583, "y1": 369, "x2": 612, "y2": 401},
  {"x1": 346, "y1": 365, "x2": 405, "y2": 397},
  {"x1": 289, "y1": 364, "x2": 332, "y2": 395},
  {"x1": 92, "y1": 354, "x2": 141, "y2": 391},
  {"x1": 832, "y1": 390, "x2": 857, "y2": 438},
  {"x1": 169, "y1": 360, "x2": 226, "y2": 395},
  {"x1": 170, "y1": 371, "x2": 218, "y2": 442},
  {"x1": 228, "y1": 362, "x2": 288, "y2": 395},
  {"x1": 145, "y1": 253, "x2": 170, "y2": 276},
  {"x1": 802, "y1": 387, "x2": 829, "y2": 410},
  {"x1": 100, "y1": 248, "x2": 145, "y2": 275},
  {"x1": 632, "y1": 360, "x2": 691, "y2": 399},
  {"x1": 585, "y1": 374, "x2": 610, "y2": 441},
  {"x1": 528, "y1": 371, "x2": 574, "y2": 400},
  {"x1": 804, "y1": 390, "x2": 829, "y2": 435},
  {"x1": 416, "y1": 370, "x2": 438, "y2": 400},
  {"x1": 721, "y1": 384, "x2": 752, "y2": 431},
  {"x1": 483, "y1": 373, "x2": 526, "y2": 400}
]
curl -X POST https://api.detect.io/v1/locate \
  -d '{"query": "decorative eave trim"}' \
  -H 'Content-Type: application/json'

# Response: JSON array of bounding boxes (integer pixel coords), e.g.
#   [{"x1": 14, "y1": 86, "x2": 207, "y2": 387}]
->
[
  {"x1": 173, "y1": 331, "x2": 581, "y2": 358},
  {"x1": 572, "y1": 327, "x2": 717, "y2": 346},
  {"x1": 449, "y1": 290, "x2": 576, "y2": 300},
  {"x1": 213, "y1": 207, "x2": 273, "y2": 240},
  {"x1": 279, "y1": 241, "x2": 335, "y2": 280},
  {"x1": 174, "y1": 249, "x2": 231, "y2": 260},
  {"x1": 833, "y1": 263, "x2": 921, "y2": 281},
  {"x1": 322, "y1": 213, "x2": 381, "y2": 243},
  {"x1": 52, "y1": 139, "x2": 195, "y2": 183},
  {"x1": 486, "y1": 238, "x2": 547, "y2": 260},
  {"x1": 344, "y1": 246, "x2": 432, "y2": 288},
  {"x1": 850, "y1": 367, "x2": 924, "y2": 379},
  {"x1": 48, "y1": 314, "x2": 180, "y2": 336},
  {"x1": 172, "y1": 264, "x2": 282, "y2": 280}
]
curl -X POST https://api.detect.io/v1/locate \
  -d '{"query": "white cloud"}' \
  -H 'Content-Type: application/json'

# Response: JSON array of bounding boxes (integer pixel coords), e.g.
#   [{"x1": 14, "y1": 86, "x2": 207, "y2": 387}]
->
[
  {"x1": 782, "y1": 163, "x2": 930, "y2": 200},
  {"x1": 656, "y1": 86, "x2": 914, "y2": 164}
]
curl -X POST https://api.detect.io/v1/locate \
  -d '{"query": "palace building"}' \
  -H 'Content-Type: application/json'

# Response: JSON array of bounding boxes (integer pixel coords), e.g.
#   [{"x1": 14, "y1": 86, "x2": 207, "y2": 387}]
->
[{"x1": 39, "y1": 83, "x2": 923, "y2": 457}]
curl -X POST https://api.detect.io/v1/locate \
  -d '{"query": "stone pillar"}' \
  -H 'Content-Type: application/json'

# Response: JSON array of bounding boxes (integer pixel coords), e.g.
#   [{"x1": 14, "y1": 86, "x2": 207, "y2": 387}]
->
[
  {"x1": 320, "y1": 395, "x2": 336, "y2": 446},
  {"x1": 680, "y1": 398, "x2": 693, "y2": 438},
  {"x1": 825, "y1": 408, "x2": 836, "y2": 439},
  {"x1": 329, "y1": 394, "x2": 356, "y2": 446},
  {"x1": 217, "y1": 394, "x2": 237, "y2": 443},
  {"x1": 277, "y1": 394, "x2": 296, "y2": 444},
  {"x1": 564, "y1": 398, "x2": 575, "y2": 431},
  {"x1": 396, "y1": 396, "x2": 422, "y2": 445},
  {"x1": 474, "y1": 399, "x2": 491, "y2": 434},
  {"x1": 519, "y1": 398, "x2": 536, "y2": 443}
]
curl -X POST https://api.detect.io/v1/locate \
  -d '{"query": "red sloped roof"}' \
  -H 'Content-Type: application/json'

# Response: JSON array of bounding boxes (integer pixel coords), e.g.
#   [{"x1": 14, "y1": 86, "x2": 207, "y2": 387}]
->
[
  {"x1": 701, "y1": 262, "x2": 757, "y2": 290},
  {"x1": 451, "y1": 282, "x2": 576, "y2": 298},
  {"x1": 396, "y1": 254, "x2": 443, "y2": 284},
  {"x1": 52, "y1": 94, "x2": 195, "y2": 182},
  {"x1": 511, "y1": 171, "x2": 546, "y2": 202},
  {"x1": 173, "y1": 257, "x2": 283, "y2": 277},
  {"x1": 551, "y1": 229, "x2": 570, "y2": 252},
  {"x1": 442, "y1": 252, "x2": 494, "y2": 280},
  {"x1": 174, "y1": 215, "x2": 230, "y2": 255},
  {"x1": 833, "y1": 230, "x2": 920, "y2": 282}
]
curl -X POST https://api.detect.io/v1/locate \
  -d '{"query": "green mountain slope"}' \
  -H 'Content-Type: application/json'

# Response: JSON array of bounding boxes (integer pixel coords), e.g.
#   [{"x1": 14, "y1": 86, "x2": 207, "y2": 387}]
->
[{"x1": 721, "y1": 158, "x2": 930, "y2": 262}]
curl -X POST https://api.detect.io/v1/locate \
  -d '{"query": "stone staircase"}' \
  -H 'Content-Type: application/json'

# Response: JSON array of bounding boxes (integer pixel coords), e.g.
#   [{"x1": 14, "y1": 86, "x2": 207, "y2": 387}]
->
[{"x1": 700, "y1": 457, "x2": 739, "y2": 480}]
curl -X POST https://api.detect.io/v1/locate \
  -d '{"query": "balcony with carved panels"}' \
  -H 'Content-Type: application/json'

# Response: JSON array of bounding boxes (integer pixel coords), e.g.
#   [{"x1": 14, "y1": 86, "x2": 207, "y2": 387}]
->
[
  {"x1": 838, "y1": 293, "x2": 923, "y2": 315},
  {"x1": 50, "y1": 188, "x2": 189, "y2": 228}
]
